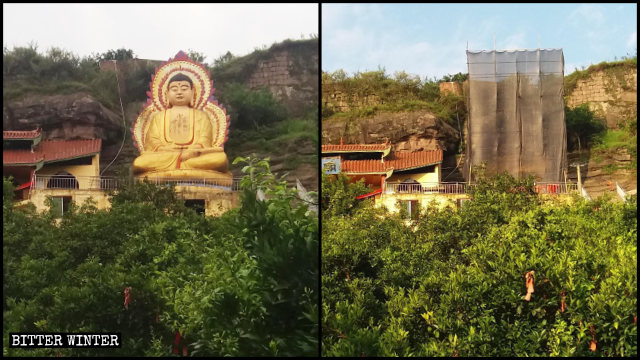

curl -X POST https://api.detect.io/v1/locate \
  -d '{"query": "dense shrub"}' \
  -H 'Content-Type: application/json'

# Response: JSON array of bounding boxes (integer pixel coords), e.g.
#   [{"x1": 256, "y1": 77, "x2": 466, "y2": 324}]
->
[
  {"x1": 125, "y1": 63, "x2": 157, "y2": 102},
  {"x1": 217, "y1": 82, "x2": 287, "y2": 130},
  {"x1": 565, "y1": 104, "x2": 607, "y2": 152},
  {"x1": 321, "y1": 172, "x2": 371, "y2": 219},
  {"x1": 3, "y1": 157, "x2": 318, "y2": 357},
  {"x1": 3, "y1": 45, "x2": 119, "y2": 108},
  {"x1": 322, "y1": 173, "x2": 637, "y2": 356}
]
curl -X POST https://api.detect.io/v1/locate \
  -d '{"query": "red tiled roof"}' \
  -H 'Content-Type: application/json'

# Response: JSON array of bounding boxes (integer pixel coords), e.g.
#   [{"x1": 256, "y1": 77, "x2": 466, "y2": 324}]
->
[
  {"x1": 3, "y1": 139, "x2": 101, "y2": 165},
  {"x1": 342, "y1": 159, "x2": 390, "y2": 174},
  {"x1": 386, "y1": 150, "x2": 443, "y2": 171},
  {"x1": 322, "y1": 143, "x2": 391, "y2": 153},
  {"x1": 3, "y1": 129, "x2": 41, "y2": 140},
  {"x1": 39, "y1": 139, "x2": 102, "y2": 162},
  {"x1": 3, "y1": 151, "x2": 43, "y2": 165}
]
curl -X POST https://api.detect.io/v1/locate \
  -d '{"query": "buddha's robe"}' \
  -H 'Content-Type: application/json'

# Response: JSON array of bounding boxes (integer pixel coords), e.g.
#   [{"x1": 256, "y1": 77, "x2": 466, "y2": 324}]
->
[{"x1": 133, "y1": 108, "x2": 228, "y2": 174}]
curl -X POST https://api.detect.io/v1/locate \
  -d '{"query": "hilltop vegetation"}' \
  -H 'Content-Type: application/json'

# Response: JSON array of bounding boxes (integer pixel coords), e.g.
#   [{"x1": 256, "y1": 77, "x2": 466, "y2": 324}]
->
[
  {"x1": 3, "y1": 45, "x2": 121, "y2": 109},
  {"x1": 322, "y1": 69, "x2": 467, "y2": 129}
]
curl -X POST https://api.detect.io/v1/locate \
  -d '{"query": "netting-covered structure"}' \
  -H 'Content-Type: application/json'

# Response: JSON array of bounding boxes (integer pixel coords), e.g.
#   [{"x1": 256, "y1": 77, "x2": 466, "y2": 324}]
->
[{"x1": 463, "y1": 49, "x2": 567, "y2": 182}]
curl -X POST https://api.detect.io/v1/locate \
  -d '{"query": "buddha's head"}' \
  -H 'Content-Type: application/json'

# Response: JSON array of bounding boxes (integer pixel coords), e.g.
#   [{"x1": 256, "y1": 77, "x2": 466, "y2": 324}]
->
[{"x1": 167, "y1": 73, "x2": 194, "y2": 107}]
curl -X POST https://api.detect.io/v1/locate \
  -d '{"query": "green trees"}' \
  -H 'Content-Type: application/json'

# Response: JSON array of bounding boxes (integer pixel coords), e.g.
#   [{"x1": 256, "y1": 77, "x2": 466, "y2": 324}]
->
[
  {"x1": 95, "y1": 48, "x2": 135, "y2": 62},
  {"x1": 3, "y1": 157, "x2": 318, "y2": 357},
  {"x1": 322, "y1": 173, "x2": 637, "y2": 356},
  {"x1": 217, "y1": 83, "x2": 288, "y2": 131},
  {"x1": 321, "y1": 173, "x2": 370, "y2": 218},
  {"x1": 565, "y1": 104, "x2": 607, "y2": 152}
]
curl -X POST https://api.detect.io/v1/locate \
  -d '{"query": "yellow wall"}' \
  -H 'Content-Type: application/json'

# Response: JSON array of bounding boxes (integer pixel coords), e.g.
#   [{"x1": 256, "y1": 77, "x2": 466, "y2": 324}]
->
[
  {"x1": 27, "y1": 186, "x2": 240, "y2": 217},
  {"x1": 36, "y1": 153, "x2": 100, "y2": 190},
  {"x1": 174, "y1": 186, "x2": 240, "y2": 217},
  {"x1": 377, "y1": 191, "x2": 471, "y2": 213},
  {"x1": 29, "y1": 188, "x2": 112, "y2": 213},
  {"x1": 387, "y1": 164, "x2": 440, "y2": 184},
  {"x1": 377, "y1": 192, "x2": 577, "y2": 215}
]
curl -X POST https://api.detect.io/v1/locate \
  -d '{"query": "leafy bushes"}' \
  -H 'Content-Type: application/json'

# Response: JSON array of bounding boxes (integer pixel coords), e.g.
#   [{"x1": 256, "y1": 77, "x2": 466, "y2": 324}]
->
[
  {"x1": 322, "y1": 173, "x2": 637, "y2": 356},
  {"x1": 217, "y1": 82, "x2": 287, "y2": 131},
  {"x1": 565, "y1": 104, "x2": 607, "y2": 152},
  {"x1": 3, "y1": 157, "x2": 318, "y2": 357},
  {"x1": 321, "y1": 173, "x2": 370, "y2": 218}
]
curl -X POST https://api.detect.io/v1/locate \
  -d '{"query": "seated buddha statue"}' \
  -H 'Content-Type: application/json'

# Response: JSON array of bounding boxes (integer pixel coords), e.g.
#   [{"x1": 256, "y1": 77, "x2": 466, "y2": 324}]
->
[{"x1": 133, "y1": 73, "x2": 229, "y2": 178}]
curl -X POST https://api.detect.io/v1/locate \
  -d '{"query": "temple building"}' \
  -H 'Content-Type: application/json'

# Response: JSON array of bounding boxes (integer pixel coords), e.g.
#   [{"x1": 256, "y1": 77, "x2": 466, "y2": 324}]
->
[
  {"x1": 322, "y1": 140, "x2": 470, "y2": 218},
  {"x1": 3, "y1": 129, "x2": 111, "y2": 216}
]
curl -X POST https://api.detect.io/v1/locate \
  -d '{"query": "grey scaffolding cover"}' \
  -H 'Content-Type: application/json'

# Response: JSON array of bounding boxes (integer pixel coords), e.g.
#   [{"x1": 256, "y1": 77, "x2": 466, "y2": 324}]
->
[{"x1": 464, "y1": 49, "x2": 567, "y2": 182}]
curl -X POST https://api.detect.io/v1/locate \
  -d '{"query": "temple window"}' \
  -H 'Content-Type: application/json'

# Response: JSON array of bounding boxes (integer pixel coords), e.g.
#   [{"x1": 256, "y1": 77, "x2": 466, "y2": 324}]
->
[
  {"x1": 401, "y1": 200, "x2": 419, "y2": 220},
  {"x1": 50, "y1": 196, "x2": 72, "y2": 218},
  {"x1": 185, "y1": 199, "x2": 205, "y2": 215}
]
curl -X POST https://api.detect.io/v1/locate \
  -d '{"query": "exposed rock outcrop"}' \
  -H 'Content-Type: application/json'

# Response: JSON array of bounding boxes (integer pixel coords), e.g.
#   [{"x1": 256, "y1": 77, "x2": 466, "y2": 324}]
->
[
  {"x1": 3, "y1": 93, "x2": 123, "y2": 144},
  {"x1": 566, "y1": 67, "x2": 637, "y2": 128},
  {"x1": 322, "y1": 110, "x2": 460, "y2": 152},
  {"x1": 245, "y1": 49, "x2": 318, "y2": 117}
]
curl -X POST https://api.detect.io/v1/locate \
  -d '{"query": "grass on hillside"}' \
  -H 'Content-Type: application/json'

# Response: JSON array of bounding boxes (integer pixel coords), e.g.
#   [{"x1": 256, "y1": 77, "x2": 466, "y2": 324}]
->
[{"x1": 591, "y1": 116, "x2": 638, "y2": 172}]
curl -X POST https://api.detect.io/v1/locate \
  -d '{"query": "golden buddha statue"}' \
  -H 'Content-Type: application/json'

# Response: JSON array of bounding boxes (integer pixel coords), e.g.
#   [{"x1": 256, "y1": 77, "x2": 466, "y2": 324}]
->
[{"x1": 131, "y1": 52, "x2": 232, "y2": 181}]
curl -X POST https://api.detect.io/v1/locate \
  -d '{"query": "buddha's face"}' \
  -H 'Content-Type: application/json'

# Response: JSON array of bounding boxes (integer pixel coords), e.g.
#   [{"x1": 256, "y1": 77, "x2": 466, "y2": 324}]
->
[{"x1": 167, "y1": 80, "x2": 193, "y2": 107}]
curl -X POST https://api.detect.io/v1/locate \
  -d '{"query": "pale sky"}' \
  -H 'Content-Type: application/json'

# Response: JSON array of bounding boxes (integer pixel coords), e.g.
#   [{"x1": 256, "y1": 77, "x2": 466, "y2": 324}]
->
[
  {"x1": 3, "y1": 3, "x2": 319, "y2": 63},
  {"x1": 323, "y1": 3, "x2": 637, "y2": 79}
]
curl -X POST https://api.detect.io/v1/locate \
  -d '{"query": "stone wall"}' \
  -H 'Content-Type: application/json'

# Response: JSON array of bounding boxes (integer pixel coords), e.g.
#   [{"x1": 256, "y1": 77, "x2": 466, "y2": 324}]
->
[
  {"x1": 245, "y1": 49, "x2": 318, "y2": 116},
  {"x1": 566, "y1": 67, "x2": 637, "y2": 128},
  {"x1": 322, "y1": 83, "x2": 383, "y2": 114}
]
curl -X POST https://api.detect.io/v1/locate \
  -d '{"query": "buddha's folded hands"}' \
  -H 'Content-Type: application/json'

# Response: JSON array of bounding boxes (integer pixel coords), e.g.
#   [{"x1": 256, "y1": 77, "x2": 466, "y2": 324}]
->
[{"x1": 181, "y1": 147, "x2": 224, "y2": 161}]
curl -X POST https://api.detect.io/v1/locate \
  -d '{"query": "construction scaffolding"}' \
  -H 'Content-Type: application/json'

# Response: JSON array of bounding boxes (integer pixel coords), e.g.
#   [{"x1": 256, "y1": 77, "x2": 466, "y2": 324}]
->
[{"x1": 464, "y1": 49, "x2": 567, "y2": 182}]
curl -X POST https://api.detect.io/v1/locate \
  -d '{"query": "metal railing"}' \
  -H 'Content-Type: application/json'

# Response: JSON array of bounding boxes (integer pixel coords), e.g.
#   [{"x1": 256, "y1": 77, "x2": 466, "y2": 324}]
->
[
  {"x1": 385, "y1": 182, "x2": 470, "y2": 194},
  {"x1": 33, "y1": 175, "x2": 118, "y2": 190},
  {"x1": 533, "y1": 182, "x2": 578, "y2": 195},
  {"x1": 32, "y1": 175, "x2": 242, "y2": 192},
  {"x1": 385, "y1": 181, "x2": 579, "y2": 195}
]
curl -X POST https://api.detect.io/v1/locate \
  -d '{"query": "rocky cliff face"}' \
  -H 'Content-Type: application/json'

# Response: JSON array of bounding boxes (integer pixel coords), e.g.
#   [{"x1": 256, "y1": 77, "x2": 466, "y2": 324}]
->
[
  {"x1": 245, "y1": 49, "x2": 318, "y2": 117},
  {"x1": 566, "y1": 67, "x2": 637, "y2": 128},
  {"x1": 322, "y1": 110, "x2": 460, "y2": 152},
  {"x1": 3, "y1": 93, "x2": 123, "y2": 144}
]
